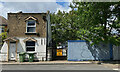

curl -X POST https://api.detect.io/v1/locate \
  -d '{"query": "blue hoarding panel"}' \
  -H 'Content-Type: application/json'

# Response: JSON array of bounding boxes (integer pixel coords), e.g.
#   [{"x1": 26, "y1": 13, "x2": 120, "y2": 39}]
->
[{"x1": 68, "y1": 40, "x2": 111, "y2": 61}]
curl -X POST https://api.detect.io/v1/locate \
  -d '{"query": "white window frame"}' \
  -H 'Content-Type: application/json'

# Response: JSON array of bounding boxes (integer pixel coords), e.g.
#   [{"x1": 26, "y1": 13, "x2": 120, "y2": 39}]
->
[
  {"x1": 41, "y1": 38, "x2": 46, "y2": 45},
  {"x1": 26, "y1": 41, "x2": 35, "y2": 52},
  {"x1": 44, "y1": 38, "x2": 46, "y2": 45},
  {"x1": 26, "y1": 20, "x2": 36, "y2": 33}
]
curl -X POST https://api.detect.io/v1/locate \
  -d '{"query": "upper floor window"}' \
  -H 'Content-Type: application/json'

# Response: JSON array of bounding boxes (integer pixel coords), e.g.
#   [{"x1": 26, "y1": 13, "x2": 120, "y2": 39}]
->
[{"x1": 26, "y1": 20, "x2": 36, "y2": 33}]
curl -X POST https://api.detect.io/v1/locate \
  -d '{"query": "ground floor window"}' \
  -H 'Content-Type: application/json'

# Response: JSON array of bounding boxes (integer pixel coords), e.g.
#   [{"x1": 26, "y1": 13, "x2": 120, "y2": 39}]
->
[{"x1": 26, "y1": 41, "x2": 35, "y2": 51}]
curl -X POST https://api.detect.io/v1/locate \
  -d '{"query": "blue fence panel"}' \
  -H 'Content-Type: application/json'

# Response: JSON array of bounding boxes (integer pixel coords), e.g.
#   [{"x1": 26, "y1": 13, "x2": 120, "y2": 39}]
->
[{"x1": 68, "y1": 40, "x2": 111, "y2": 61}]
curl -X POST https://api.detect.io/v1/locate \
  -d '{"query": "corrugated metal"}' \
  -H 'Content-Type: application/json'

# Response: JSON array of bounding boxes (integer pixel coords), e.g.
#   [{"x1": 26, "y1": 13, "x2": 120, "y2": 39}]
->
[{"x1": 68, "y1": 40, "x2": 111, "y2": 61}]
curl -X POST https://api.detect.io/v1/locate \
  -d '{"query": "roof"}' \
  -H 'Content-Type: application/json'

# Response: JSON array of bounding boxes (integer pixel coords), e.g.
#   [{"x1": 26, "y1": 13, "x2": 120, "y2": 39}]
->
[
  {"x1": 8, "y1": 12, "x2": 47, "y2": 15},
  {"x1": 23, "y1": 37, "x2": 37, "y2": 42},
  {"x1": 8, "y1": 11, "x2": 50, "y2": 15},
  {"x1": 25, "y1": 16, "x2": 37, "y2": 21},
  {"x1": 0, "y1": 16, "x2": 7, "y2": 25},
  {"x1": 3, "y1": 37, "x2": 19, "y2": 42}
]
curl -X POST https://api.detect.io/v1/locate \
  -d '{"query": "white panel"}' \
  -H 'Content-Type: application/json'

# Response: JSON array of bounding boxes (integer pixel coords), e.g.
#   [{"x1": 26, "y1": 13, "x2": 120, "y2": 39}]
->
[
  {"x1": 1, "y1": 42, "x2": 8, "y2": 53},
  {"x1": 68, "y1": 42, "x2": 95, "y2": 61},
  {"x1": 0, "y1": 42, "x2": 8, "y2": 61},
  {"x1": 113, "y1": 46, "x2": 120, "y2": 60},
  {"x1": 68, "y1": 41, "x2": 111, "y2": 61}
]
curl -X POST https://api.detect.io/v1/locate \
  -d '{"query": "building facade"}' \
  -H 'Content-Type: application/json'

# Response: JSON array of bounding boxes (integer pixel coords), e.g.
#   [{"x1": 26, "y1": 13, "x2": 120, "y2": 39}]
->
[
  {"x1": 0, "y1": 11, "x2": 52, "y2": 61},
  {"x1": 0, "y1": 16, "x2": 7, "y2": 34},
  {"x1": 0, "y1": 16, "x2": 7, "y2": 49}
]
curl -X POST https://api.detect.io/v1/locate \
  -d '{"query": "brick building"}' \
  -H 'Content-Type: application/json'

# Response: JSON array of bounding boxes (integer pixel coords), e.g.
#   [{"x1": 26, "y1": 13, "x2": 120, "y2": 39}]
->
[{"x1": 0, "y1": 11, "x2": 52, "y2": 61}]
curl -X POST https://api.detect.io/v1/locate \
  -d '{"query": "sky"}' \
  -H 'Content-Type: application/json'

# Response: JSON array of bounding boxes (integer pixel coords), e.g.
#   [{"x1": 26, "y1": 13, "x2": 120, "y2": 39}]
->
[{"x1": 0, "y1": 1, "x2": 72, "y2": 19}]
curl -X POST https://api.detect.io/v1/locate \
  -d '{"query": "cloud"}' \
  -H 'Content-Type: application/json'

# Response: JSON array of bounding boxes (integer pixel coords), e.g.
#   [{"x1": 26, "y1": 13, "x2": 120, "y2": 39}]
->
[
  {"x1": 55, "y1": 2, "x2": 72, "y2": 13},
  {"x1": 56, "y1": 0, "x2": 73, "y2": 2},
  {"x1": 0, "y1": 0, "x2": 72, "y2": 2},
  {"x1": 56, "y1": 4, "x2": 72, "y2": 13},
  {"x1": 0, "y1": 0, "x2": 56, "y2": 2},
  {"x1": 0, "y1": 2, "x2": 71, "y2": 19}
]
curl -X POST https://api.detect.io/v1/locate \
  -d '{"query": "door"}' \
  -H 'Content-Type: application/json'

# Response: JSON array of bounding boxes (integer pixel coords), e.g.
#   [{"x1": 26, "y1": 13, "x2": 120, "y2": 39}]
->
[{"x1": 9, "y1": 42, "x2": 16, "y2": 60}]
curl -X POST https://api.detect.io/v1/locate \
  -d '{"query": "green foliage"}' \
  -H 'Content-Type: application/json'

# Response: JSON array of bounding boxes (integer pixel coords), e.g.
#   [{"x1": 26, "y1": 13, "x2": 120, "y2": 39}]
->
[
  {"x1": 50, "y1": 10, "x2": 81, "y2": 45},
  {"x1": 73, "y1": 2, "x2": 120, "y2": 45},
  {"x1": 51, "y1": 2, "x2": 120, "y2": 46},
  {"x1": 0, "y1": 32, "x2": 7, "y2": 44}
]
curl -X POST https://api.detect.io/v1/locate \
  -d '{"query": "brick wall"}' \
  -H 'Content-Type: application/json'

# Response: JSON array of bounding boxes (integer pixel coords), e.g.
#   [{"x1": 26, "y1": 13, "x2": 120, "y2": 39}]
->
[{"x1": 8, "y1": 13, "x2": 47, "y2": 37}]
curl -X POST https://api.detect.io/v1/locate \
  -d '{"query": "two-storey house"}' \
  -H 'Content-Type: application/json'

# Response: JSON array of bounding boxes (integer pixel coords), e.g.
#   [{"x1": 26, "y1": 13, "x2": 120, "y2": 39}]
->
[{"x1": 0, "y1": 11, "x2": 52, "y2": 61}]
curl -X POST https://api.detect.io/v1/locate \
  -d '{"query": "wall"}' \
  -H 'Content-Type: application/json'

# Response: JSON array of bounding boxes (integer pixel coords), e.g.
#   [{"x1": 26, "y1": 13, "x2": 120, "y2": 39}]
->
[
  {"x1": 68, "y1": 41, "x2": 94, "y2": 61},
  {"x1": 17, "y1": 37, "x2": 47, "y2": 61},
  {"x1": 0, "y1": 42, "x2": 8, "y2": 61},
  {"x1": 87, "y1": 42, "x2": 111, "y2": 60},
  {"x1": 0, "y1": 37, "x2": 46, "y2": 61},
  {"x1": 8, "y1": 13, "x2": 47, "y2": 37},
  {"x1": 68, "y1": 40, "x2": 111, "y2": 61},
  {"x1": 113, "y1": 45, "x2": 120, "y2": 60}
]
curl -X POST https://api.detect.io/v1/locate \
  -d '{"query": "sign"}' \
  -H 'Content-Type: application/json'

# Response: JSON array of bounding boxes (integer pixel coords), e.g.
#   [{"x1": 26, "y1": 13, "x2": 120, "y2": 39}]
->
[
  {"x1": 57, "y1": 49, "x2": 62, "y2": 52},
  {"x1": 56, "y1": 49, "x2": 62, "y2": 56}
]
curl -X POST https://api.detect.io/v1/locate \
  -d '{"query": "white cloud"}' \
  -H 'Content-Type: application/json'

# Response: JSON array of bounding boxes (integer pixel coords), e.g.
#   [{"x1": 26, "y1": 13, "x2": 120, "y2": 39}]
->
[
  {"x1": 0, "y1": 2, "x2": 71, "y2": 19},
  {"x1": 56, "y1": 5, "x2": 72, "y2": 13},
  {"x1": 0, "y1": 0, "x2": 57, "y2": 2},
  {"x1": 56, "y1": 2, "x2": 72, "y2": 13},
  {"x1": 0, "y1": 0, "x2": 72, "y2": 2}
]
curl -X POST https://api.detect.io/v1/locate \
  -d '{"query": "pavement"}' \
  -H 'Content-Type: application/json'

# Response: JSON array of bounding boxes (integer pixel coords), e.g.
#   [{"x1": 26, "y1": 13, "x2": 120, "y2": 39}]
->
[
  {"x1": 0, "y1": 60, "x2": 119, "y2": 71},
  {"x1": 102, "y1": 64, "x2": 120, "y2": 71},
  {"x1": 1, "y1": 64, "x2": 114, "y2": 70},
  {"x1": 0, "y1": 61, "x2": 93, "y2": 65}
]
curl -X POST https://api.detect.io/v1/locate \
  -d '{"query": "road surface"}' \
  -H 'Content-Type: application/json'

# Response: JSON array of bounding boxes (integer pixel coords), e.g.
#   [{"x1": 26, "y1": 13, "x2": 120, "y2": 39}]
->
[{"x1": 1, "y1": 64, "x2": 118, "y2": 70}]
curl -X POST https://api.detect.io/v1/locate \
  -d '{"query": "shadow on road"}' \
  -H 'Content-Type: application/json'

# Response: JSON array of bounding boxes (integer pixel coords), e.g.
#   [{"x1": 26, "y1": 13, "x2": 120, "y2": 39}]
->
[{"x1": 98, "y1": 61, "x2": 120, "y2": 64}]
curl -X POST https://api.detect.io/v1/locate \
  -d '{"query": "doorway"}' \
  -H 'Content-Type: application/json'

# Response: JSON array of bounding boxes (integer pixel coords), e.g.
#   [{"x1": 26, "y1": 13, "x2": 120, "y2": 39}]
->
[{"x1": 9, "y1": 42, "x2": 16, "y2": 61}]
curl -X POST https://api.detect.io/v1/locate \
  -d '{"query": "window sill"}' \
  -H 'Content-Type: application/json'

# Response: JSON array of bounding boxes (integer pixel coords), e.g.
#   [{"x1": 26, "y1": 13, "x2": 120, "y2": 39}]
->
[
  {"x1": 25, "y1": 32, "x2": 37, "y2": 35},
  {"x1": 26, "y1": 52, "x2": 37, "y2": 54}
]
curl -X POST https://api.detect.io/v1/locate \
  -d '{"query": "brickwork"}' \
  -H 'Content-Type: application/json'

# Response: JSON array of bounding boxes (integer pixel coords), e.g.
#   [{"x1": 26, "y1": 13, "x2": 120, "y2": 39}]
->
[{"x1": 8, "y1": 13, "x2": 47, "y2": 37}]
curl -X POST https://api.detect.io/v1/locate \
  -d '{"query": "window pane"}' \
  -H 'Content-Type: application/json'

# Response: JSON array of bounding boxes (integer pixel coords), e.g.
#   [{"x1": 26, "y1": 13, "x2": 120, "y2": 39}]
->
[
  {"x1": 27, "y1": 27, "x2": 35, "y2": 32},
  {"x1": 28, "y1": 20, "x2": 35, "y2": 26},
  {"x1": 41, "y1": 39, "x2": 43, "y2": 45},
  {"x1": 26, "y1": 41, "x2": 35, "y2": 51},
  {"x1": 26, "y1": 47, "x2": 35, "y2": 51},
  {"x1": 26, "y1": 41, "x2": 35, "y2": 46},
  {"x1": 44, "y1": 39, "x2": 46, "y2": 45}
]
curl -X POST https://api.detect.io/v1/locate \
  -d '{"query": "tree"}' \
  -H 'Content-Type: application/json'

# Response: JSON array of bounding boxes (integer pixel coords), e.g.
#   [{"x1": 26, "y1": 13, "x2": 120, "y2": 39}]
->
[
  {"x1": 50, "y1": 10, "x2": 81, "y2": 45},
  {"x1": 0, "y1": 32, "x2": 7, "y2": 42},
  {"x1": 0, "y1": 32, "x2": 7, "y2": 49},
  {"x1": 72, "y1": 2, "x2": 120, "y2": 45},
  {"x1": 51, "y1": 2, "x2": 120, "y2": 46}
]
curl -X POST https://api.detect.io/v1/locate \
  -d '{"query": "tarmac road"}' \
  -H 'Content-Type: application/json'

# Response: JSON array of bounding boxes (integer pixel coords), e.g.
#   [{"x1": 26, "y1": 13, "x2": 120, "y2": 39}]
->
[{"x1": 1, "y1": 64, "x2": 117, "y2": 70}]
